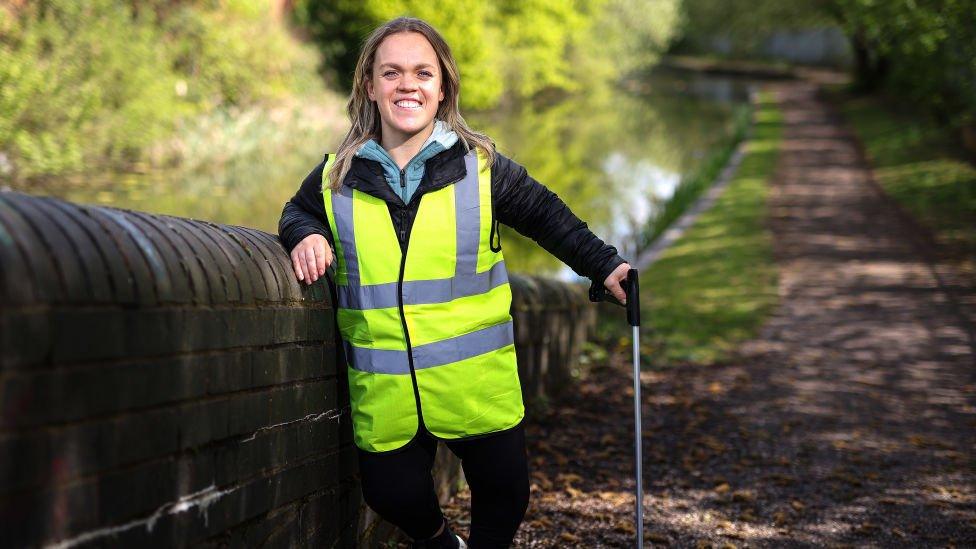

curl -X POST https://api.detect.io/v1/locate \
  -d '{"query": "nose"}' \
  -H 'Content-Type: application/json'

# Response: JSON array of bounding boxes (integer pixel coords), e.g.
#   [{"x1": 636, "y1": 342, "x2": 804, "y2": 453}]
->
[{"x1": 398, "y1": 73, "x2": 417, "y2": 91}]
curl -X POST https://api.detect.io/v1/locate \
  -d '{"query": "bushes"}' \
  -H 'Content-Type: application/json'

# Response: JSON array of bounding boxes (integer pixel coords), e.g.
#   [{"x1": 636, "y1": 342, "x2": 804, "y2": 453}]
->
[
  {"x1": 0, "y1": 0, "x2": 325, "y2": 183},
  {"x1": 292, "y1": 0, "x2": 682, "y2": 110},
  {"x1": 0, "y1": 1, "x2": 177, "y2": 179},
  {"x1": 830, "y1": 0, "x2": 976, "y2": 127}
]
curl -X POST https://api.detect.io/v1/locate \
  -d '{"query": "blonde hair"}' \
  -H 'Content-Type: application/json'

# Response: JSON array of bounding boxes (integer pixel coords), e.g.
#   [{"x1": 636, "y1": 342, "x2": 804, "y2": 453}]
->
[{"x1": 326, "y1": 17, "x2": 496, "y2": 192}]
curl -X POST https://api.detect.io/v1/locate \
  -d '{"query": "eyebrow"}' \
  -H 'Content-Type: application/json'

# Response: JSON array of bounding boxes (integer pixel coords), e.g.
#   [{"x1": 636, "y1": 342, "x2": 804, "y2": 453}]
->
[{"x1": 378, "y1": 62, "x2": 436, "y2": 70}]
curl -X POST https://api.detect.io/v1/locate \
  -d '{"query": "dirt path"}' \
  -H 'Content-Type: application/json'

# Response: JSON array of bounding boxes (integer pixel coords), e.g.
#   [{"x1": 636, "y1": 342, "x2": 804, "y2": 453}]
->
[{"x1": 440, "y1": 83, "x2": 976, "y2": 547}]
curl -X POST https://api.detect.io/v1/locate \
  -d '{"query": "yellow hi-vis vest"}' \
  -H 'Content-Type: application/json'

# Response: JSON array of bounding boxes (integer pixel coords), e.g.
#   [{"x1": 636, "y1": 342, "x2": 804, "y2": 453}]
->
[{"x1": 323, "y1": 148, "x2": 525, "y2": 453}]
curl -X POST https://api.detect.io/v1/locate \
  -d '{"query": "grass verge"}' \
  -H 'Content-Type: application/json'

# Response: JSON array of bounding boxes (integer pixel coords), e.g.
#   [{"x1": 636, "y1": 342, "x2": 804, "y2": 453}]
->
[
  {"x1": 638, "y1": 104, "x2": 752, "y2": 250},
  {"x1": 596, "y1": 91, "x2": 782, "y2": 367},
  {"x1": 828, "y1": 90, "x2": 976, "y2": 276}
]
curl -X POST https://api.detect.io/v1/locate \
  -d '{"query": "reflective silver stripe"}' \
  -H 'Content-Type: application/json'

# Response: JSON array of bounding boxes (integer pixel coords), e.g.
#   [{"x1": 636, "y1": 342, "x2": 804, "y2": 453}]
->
[
  {"x1": 338, "y1": 259, "x2": 509, "y2": 310},
  {"x1": 344, "y1": 339, "x2": 410, "y2": 374},
  {"x1": 455, "y1": 151, "x2": 480, "y2": 277},
  {"x1": 412, "y1": 320, "x2": 514, "y2": 370},
  {"x1": 332, "y1": 185, "x2": 359, "y2": 285},
  {"x1": 345, "y1": 320, "x2": 515, "y2": 374},
  {"x1": 338, "y1": 280, "x2": 398, "y2": 310},
  {"x1": 402, "y1": 260, "x2": 508, "y2": 305}
]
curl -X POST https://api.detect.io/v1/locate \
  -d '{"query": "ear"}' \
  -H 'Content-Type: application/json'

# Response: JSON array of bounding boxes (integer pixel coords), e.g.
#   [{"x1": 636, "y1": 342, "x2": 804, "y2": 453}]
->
[
  {"x1": 439, "y1": 86, "x2": 444, "y2": 103},
  {"x1": 366, "y1": 78, "x2": 375, "y2": 102}
]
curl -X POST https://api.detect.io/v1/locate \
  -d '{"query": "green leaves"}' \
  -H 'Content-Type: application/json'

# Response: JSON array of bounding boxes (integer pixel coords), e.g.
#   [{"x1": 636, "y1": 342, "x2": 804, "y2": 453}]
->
[
  {"x1": 0, "y1": 0, "x2": 324, "y2": 182},
  {"x1": 294, "y1": 0, "x2": 682, "y2": 110}
]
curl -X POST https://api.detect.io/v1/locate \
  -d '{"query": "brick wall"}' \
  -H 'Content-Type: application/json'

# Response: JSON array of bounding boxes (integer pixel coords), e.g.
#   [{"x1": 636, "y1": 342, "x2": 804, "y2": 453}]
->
[{"x1": 0, "y1": 192, "x2": 594, "y2": 548}]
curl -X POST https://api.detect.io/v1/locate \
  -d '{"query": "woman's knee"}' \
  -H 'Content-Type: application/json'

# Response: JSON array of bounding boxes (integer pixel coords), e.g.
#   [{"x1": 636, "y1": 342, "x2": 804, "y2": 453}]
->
[{"x1": 360, "y1": 468, "x2": 435, "y2": 513}]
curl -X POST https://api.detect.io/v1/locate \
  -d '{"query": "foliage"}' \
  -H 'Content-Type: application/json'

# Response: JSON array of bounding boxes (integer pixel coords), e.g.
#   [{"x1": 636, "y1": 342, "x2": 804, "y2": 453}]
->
[
  {"x1": 292, "y1": 0, "x2": 681, "y2": 109},
  {"x1": 826, "y1": 0, "x2": 976, "y2": 123},
  {"x1": 0, "y1": 0, "x2": 325, "y2": 182},
  {"x1": 157, "y1": 1, "x2": 322, "y2": 108},
  {"x1": 0, "y1": 1, "x2": 177, "y2": 179},
  {"x1": 673, "y1": 0, "x2": 976, "y2": 125},
  {"x1": 675, "y1": 0, "x2": 832, "y2": 55},
  {"x1": 292, "y1": 0, "x2": 501, "y2": 108}
]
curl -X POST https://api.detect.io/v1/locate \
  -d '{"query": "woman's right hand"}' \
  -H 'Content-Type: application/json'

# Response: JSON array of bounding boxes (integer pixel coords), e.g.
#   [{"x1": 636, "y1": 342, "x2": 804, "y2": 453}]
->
[{"x1": 290, "y1": 234, "x2": 333, "y2": 285}]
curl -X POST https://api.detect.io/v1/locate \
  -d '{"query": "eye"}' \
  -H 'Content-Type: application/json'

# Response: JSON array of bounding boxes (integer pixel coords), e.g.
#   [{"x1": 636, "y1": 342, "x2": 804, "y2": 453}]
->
[
  {"x1": 419, "y1": 70, "x2": 434, "y2": 78},
  {"x1": 382, "y1": 70, "x2": 398, "y2": 78}
]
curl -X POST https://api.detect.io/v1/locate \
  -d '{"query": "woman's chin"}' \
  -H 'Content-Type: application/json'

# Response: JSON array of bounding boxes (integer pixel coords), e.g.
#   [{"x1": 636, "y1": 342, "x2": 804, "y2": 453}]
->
[{"x1": 388, "y1": 120, "x2": 435, "y2": 140}]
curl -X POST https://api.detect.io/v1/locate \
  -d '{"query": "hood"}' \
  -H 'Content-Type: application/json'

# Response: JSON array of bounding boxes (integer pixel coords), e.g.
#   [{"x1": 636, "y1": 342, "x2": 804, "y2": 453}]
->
[{"x1": 354, "y1": 120, "x2": 459, "y2": 205}]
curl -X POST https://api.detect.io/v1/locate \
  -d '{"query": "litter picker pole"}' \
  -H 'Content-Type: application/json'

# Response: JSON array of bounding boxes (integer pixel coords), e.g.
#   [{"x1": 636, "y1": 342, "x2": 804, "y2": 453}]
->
[{"x1": 589, "y1": 268, "x2": 642, "y2": 548}]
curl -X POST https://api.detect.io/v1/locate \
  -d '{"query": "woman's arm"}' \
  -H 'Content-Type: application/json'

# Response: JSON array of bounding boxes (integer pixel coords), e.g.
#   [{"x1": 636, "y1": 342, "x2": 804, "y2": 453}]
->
[
  {"x1": 279, "y1": 157, "x2": 334, "y2": 251},
  {"x1": 491, "y1": 152, "x2": 629, "y2": 294},
  {"x1": 278, "y1": 157, "x2": 336, "y2": 284}
]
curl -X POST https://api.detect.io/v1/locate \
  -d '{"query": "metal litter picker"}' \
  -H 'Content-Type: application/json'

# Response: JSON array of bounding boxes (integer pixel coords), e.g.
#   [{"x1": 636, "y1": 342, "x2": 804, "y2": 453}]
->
[{"x1": 589, "y1": 268, "x2": 642, "y2": 548}]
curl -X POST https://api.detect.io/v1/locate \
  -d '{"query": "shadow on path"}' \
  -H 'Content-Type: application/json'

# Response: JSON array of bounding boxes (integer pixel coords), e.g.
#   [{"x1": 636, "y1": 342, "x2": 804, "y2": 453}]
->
[{"x1": 438, "y1": 83, "x2": 976, "y2": 547}]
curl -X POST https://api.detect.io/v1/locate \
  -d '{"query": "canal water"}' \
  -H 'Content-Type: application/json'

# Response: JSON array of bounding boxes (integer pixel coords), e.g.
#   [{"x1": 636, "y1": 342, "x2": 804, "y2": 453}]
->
[{"x1": 41, "y1": 68, "x2": 753, "y2": 278}]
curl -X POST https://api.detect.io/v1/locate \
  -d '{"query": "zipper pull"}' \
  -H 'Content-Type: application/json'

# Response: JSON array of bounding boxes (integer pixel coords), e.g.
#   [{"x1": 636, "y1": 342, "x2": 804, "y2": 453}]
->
[{"x1": 399, "y1": 169, "x2": 406, "y2": 190}]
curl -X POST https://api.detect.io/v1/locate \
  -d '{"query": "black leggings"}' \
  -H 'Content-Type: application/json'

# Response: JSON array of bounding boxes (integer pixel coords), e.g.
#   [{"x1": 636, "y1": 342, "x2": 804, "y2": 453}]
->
[{"x1": 357, "y1": 422, "x2": 530, "y2": 548}]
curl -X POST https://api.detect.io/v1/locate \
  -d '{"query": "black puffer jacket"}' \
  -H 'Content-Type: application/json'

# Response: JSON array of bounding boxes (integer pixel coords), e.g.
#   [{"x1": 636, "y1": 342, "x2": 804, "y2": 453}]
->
[{"x1": 277, "y1": 139, "x2": 627, "y2": 285}]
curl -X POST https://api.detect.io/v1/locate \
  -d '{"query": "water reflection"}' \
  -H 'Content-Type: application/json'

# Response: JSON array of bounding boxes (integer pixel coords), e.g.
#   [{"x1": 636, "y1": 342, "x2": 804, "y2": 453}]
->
[
  {"x1": 600, "y1": 152, "x2": 681, "y2": 262},
  {"x1": 37, "y1": 69, "x2": 752, "y2": 277},
  {"x1": 470, "y1": 69, "x2": 753, "y2": 277}
]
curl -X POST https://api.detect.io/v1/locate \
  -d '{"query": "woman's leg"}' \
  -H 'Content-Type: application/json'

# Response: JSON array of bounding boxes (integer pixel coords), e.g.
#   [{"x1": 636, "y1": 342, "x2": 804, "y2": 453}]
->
[
  {"x1": 357, "y1": 429, "x2": 447, "y2": 541},
  {"x1": 445, "y1": 423, "x2": 530, "y2": 548}
]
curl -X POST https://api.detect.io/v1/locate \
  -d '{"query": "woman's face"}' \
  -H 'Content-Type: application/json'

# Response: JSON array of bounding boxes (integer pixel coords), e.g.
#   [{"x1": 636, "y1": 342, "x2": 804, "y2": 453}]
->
[{"x1": 367, "y1": 32, "x2": 445, "y2": 146}]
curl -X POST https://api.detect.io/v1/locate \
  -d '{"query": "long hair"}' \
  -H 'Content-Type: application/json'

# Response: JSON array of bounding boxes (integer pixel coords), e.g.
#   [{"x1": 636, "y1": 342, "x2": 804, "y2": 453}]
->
[{"x1": 325, "y1": 17, "x2": 496, "y2": 192}]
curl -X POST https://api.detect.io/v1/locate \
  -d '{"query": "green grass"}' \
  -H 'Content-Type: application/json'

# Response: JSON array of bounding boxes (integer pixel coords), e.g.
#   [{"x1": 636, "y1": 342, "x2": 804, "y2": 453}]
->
[
  {"x1": 829, "y1": 90, "x2": 976, "y2": 274},
  {"x1": 638, "y1": 104, "x2": 752, "y2": 251},
  {"x1": 597, "y1": 91, "x2": 782, "y2": 367}
]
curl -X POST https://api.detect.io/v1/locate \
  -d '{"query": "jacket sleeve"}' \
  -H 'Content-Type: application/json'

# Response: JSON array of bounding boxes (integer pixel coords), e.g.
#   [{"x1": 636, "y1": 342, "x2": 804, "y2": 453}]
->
[
  {"x1": 491, "y1": 152, "x2": 627, "y2": 284},
  {"x1": 277, "y1": 156, "x2": 335, "y2": 253}
]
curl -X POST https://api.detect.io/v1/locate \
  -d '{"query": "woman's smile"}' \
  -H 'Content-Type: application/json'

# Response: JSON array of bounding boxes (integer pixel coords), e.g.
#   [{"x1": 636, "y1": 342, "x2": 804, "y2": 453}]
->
[{"x1": 394, "y1": 99, "x2": 423, "y2": 110}]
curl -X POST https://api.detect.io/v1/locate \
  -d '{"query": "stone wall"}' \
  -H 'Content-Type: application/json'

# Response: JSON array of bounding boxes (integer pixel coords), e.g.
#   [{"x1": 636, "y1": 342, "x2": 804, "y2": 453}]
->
[{"x1": 0, "y1": 192, "x2": 594, "y2": 548}]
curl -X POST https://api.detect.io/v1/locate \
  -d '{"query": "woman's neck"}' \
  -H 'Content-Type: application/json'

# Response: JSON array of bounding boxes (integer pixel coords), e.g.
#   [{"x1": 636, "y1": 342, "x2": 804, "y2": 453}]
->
[{"x1": 380, "y1": 123, "x2": 436, "y2": 169}]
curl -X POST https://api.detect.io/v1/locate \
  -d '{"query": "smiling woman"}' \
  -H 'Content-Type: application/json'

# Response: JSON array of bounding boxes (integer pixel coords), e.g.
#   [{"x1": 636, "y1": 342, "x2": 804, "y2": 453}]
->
[{"x1": 277, "y1": 16, "x2": 631, "y2": 549}]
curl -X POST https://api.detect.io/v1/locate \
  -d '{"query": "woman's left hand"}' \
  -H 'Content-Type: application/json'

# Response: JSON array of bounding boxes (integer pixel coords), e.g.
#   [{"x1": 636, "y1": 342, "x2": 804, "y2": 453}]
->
[{"x1": 604, "y1": 262, "x2": 632, "y2": 305}]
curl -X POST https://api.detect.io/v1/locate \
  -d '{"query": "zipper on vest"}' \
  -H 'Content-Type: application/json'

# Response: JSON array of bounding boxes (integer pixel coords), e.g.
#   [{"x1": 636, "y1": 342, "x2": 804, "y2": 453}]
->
[
  {"x1": 399, "y1": 169, "x2": 407, "y2": 242},
  {"x1": 395, "y1": 169, "x2": 468, "y2": 435},
  {"x1": 396, "y1": 235, "x2": 426, "y2": 430}
]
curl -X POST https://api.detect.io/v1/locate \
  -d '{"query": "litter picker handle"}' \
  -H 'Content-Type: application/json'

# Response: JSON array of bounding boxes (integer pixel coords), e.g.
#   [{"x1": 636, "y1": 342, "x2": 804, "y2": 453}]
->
[
  {"x1": 588, "y1": 268, "x2": 641, "y2": 327},
  {"x1": 625, "y1": 268, "x2": 640, "y2": 327}
]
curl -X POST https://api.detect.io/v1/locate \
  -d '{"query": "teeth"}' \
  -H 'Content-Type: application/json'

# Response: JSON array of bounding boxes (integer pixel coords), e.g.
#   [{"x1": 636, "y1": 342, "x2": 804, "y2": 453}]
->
[{"x1": 395, "y1": 100, "x2": 421, "y2": 109}]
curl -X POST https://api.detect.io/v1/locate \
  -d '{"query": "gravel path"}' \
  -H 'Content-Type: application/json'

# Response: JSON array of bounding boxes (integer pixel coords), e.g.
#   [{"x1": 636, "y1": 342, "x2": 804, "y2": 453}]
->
[{"x1": 440, "y1": 83, "x2": 976, "y2": 547}]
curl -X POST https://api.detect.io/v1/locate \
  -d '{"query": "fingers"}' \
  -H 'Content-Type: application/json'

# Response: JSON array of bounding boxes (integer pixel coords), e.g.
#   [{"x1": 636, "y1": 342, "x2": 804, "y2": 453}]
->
[
  {"x1": 610, "y1": 278, "x2": 627, "y2": 304},
  {"x1": 291, "y1": 234, "x2": 336, "y2": 285},
  {"x1": 314, "y1": 241, "x2": 327, "y2": 277},
  {"x1": 303, "y1": 247, "x2": 318, "y2": 284},
  {"x1": 323, "y1": 242, "x2": 334, "y2": 272},
  {"x1": 603, "y1": 273, "x2": 627, "y2": 304},
  {"x1": 605, "y1": 263, "x2": 632, "y2": 305},
  {"x1": 291, "y1": 250, "x2": 306, "y2": 282},
  {"x1": 316, "y1": 240, "x2": 335, "y2": 277}
]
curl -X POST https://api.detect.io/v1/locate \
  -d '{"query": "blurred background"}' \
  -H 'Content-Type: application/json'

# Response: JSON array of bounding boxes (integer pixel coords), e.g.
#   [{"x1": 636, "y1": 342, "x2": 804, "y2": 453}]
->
[{"x1": 4, "y1": 0, "x2": 970, "y2": 278}]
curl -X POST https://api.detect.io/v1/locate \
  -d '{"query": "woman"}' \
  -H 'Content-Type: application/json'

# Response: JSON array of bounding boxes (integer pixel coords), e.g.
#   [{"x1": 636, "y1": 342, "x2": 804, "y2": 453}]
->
[{"x1": 278, "y1": 17, "x2": 631, "y2": 549}]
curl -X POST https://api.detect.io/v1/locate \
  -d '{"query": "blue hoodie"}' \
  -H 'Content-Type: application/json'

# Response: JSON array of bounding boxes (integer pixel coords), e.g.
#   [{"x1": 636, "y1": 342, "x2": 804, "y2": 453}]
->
[{"x1": 354, "y1": 120, "x2": 459, "y2": 205}]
